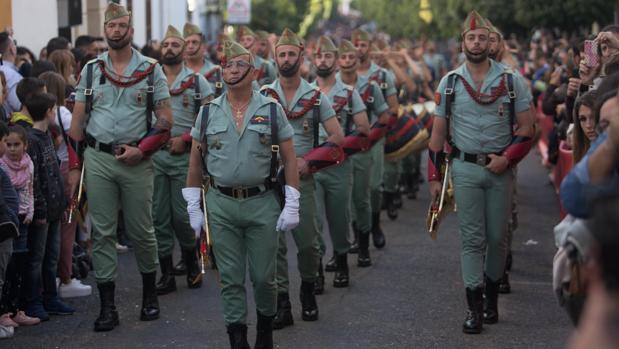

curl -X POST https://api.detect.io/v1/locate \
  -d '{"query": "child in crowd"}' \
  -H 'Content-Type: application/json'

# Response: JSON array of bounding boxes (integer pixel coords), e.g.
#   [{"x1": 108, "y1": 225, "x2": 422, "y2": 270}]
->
[
  {"x1": 9, "y1": 78, "x2": 46, "y2": 128},
  {"x1": 0, "y1": 121, "x2": 20, "y2": 338},
  {"x1": 22, "y1": 93, "x2": 73, "y2": 321},
  {"x1": 0, "y1": 125, "x2": 40, "y2": 329},
  {"x1": 39, "y1": 72, "x2": 90, "y2": 298}
]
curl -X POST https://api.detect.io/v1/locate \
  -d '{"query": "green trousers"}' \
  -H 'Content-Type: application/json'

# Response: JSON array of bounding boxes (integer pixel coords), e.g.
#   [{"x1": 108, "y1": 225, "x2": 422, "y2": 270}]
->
[
  {"x1": 507, "y1": 167, "x2": 519, "y2": 249},
  {"x1": 401, "y1": 150, "x2": 422, "y2": 178},
  {"x1": 370, "y1": 139, "x2": 385, "y2": 214},
  {"x1": 276, "y1": 176, "x2": 320, "y2": 293},
  {"x1": 84, "y1": 147, "x2": 158, "y2": 282},
  {"x1": 351, "y1": 151, "x2": 373, "y2": 233},
  {"x1": 206, "y1": 187, "x2": 280, "y2": 324},
  {"x1": 383, "y1": 159, "x2": 401, "y2": 193},
  {"x1": 315, "y1": 159, "x2": 353, "y2": 256},
  {"x1": 452, "y1": 159, "x2": 513, "y2": 288},
  {"x1": 152, "y1": 151, "x2": 195, "y2": 257}
]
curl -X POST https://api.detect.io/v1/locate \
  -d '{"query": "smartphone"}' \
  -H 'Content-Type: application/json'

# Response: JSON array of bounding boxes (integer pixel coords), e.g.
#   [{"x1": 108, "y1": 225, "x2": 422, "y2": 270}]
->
[{"x1": 584, "y1": 40, "x2": 599, "y2": 67}]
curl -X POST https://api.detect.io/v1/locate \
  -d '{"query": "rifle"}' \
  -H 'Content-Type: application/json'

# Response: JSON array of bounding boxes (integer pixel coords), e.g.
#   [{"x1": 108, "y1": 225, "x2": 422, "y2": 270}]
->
[
  {"x1": 67, "y1": 165, "x2": 86, "y2": 224},
  {"x1": 426, "y1": 156, "x2": 454, "y2": 240}
]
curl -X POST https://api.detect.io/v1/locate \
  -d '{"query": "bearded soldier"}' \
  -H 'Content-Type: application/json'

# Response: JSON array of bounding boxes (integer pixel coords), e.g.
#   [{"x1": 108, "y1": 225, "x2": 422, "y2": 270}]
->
[
  {"x1": 428, "y1": 11, "x2": 534, "y2": 334},
  {"x1": 69, "y1": 3, "x2": 174, "y2": 331}
]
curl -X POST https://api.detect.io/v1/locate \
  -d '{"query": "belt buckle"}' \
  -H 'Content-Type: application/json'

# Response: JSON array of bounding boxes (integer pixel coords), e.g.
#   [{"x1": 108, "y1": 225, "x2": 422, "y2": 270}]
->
[
  {"x1": 233, "y1": 187, "x2": 247, "y2": 199},
  {"x1": 476, "y1": 154, "x2": 487, "y2": 166}
]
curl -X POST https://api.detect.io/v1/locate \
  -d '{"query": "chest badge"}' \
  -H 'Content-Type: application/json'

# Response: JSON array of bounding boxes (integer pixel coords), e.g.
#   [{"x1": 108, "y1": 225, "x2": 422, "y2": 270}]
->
[
  {"x1": 303, "y1": 119, "x2": 309, "y2": 133},
  {"x1": 210, "y1": 137, "x2": 222, "y2": 150},
  {"x1": 136, "y1": 92, "x2": 143, "y2": 104},
  {"x1": 498, "y1": 104, "x2": 504, "y2": 117},
  {"x1": 182, "y1": 94, "x2": 190, "y2": 108}
]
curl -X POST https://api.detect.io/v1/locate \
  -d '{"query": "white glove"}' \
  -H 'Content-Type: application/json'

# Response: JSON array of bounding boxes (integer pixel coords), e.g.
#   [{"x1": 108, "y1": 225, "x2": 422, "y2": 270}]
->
[
  {"x1": 276, "y1": 185, "x2": 300, "y2": 232},
  {"x1": 182, "y1": 187, "x2": 204, "y2": 238}
]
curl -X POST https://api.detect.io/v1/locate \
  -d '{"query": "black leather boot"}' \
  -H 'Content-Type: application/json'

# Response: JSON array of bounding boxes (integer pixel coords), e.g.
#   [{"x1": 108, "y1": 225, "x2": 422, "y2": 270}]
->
[
  {"x1": 254, "y1": 312, "x2": 274, "y2": 349},
  {"x1": 156, "y1": 255, "x2": 177, "y2": 295},
  {"x1": 393, "y1": 190, "x2": 403, "y2": 209},
  {"x1": 324, "y1": 253, "x2": 337, "y2": 272},
  {"x1": 314, "y1": 261, "x2": 325, "y2": 295},
  {"x1": 333, "y1": 253, "x2": 349, "y2": 288},
  {"x1": 226, "y1": 323, "x2": 250, "y2": 349},
  {"x1": 183, "y1": 248, "x2": 202, "y2": 289},
  {"x1": 272, "y1": 293, "x2": 293, "y2": 330},
  {"x1": 300, "y1": 281, "x2": 318, "y2": 321},
  {"x1": 384, "y1": 192, "x2": 398, "y2": 220},
  {"x1": 357, "y1": 232, "x2": 372, "y2": 267},
  {"x1": 348, "y1": 222, "x2": 359, "y2": 254},
  {"x1": 499, "y1": 270, "x2": 511, "y2": 294},
  {"x1": 94, "y1": 282, "x2": 119, "y2": 332},
  {"x1": 371, "y1": 212, "x2": 386, "y2": 248},
  {"x1": 140, "y1": 272, "x2": 160, "y2": 321},
  {"x1": 484, "y1": 276, "x2": 500, "y2": 324},
  {"x1": 463, "y1": 287, "x2": 483, "y2": 334},
  {"x1": 171, "y1": 255, "x2": 187, "y2": 276}
]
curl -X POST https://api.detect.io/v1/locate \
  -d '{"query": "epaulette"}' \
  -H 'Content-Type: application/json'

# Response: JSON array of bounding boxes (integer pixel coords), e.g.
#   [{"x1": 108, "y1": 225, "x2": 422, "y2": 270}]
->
[
  {"x1": 342, "y1": 83, "x2": 354, "y2": 91},
  {"x1": 264, "y1": 96, "x2": 278, "y2": 104},
  {"x1": 259, "y1": 84, "x2": 272, "y2": 92},
  {"x1": 85, "y1": 58, "x2": 99, "y2": 66}
]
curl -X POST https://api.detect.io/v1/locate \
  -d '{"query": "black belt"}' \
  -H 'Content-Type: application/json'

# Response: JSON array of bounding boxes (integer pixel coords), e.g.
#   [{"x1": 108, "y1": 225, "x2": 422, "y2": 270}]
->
[
  {"x1": 209, "y1": 178, "x2": 272, "y2": 199},
  {"x1": 86, "y1": 134, "x2": 137, "y2": 155},
  {"x1": 451, "y1": 147, "x2": 499, "y2": 166}
]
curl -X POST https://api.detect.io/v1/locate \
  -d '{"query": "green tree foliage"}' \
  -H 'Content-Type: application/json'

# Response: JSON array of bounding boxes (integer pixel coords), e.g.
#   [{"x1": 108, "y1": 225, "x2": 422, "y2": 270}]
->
[
  {"x1": 249, "y1": 0, "x2": 309, "y2": 33},
  {"x1": 352, "y1": 0, "x2": 615, "y2": 39}
]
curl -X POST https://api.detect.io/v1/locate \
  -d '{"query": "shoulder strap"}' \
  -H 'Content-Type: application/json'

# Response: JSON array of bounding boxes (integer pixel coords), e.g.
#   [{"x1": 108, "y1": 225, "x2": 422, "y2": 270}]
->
[
  {"x1": 506, "y1": 72, "x2": 516, "y2": 135},
  {"x1": 146, "y1": 69, "x2": 155, "y2": 130},
  {"x1": 444, "y1": 73, "x2": 458, "y2": 146},
  {"x1": 85, "y1": 63, "x2": 94, "y2": 115},
  {"x1": 215, "y1": 69, "x2": 223, "y2": 96},
  {"x1": 198, "y1": 104, "x2": 210, "y2": 175},
  {"x1": 193, "y1": 73, "x2": 202, "y2": 115},
  {"x1": 380, "y1": 70, "x2": 388, "y2": 98},
  {"x1": 57, "y1": 107, "x2": 69, "y2": 146},
  {"x1": 269, "y1": 102, "x2": 279, "y2": 183},
  {"x1": 313, "y1": 91, "x2": 321, "y2": 148},
  {"x1": 345, "y1": 89, "x2": 354, "y2": 135}
]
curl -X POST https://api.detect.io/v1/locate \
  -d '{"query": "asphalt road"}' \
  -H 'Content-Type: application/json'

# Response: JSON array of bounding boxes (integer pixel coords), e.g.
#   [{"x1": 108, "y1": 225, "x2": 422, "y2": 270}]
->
[{"x1": 4, "y1": 151, "x2": 572, "y2": 349}]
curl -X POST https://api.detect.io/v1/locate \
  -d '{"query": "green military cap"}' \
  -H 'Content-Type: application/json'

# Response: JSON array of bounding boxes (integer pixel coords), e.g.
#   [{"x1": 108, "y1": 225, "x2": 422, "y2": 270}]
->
[
  {"x1": 163, "y1": 25, "x2": 184, "y2": 42},
  {"x1": 486, "y1": 18, "x2": 503, "y2": 39},
  {"x1": 183, "y1": 23, "x2": 202, "y2": 38},
  {"x1": 315, "y1": 36, "x2": 337, "y2": 54},
  {"x1": 276, "y1": 28, "x2": 303, "y2": 48},
  {"x1": 462, "y1": 10, "x2": 490, "y2": 36},
  {"x1": 104, "y1": 2, "x2": 131, "y2": 24},
  {"x1": 338, "y1": 39, "x2": 356, "y2": 55},
  {"x1": 351, "y1": 29, "x2": 371, "y2": 44},
  {"x1": 238, "y1": 25, "x2": 257, "y2": 39},
  {"x1": 255, "y1": 30, "x2": 270, "y2": 41},
  {"x1": 223, "y1": 40, "x2": 251, "y2": 62}
]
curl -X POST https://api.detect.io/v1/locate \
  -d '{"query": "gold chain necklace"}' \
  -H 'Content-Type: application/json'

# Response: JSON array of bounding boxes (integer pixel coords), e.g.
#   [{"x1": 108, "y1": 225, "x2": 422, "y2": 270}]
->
[{"x1": 229, "y1": 98, "x2": 251, "y2": 128}]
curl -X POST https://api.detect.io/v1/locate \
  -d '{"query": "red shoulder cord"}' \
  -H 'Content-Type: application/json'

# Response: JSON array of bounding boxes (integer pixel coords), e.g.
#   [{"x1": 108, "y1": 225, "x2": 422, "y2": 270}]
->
[
  {"x1": 204, "y1": 67, "x2": 220, "y2": 81},
  {"x1": 169, "y1": 76, "x2": 196, "y2": 96},
  {"x1": 97, "y1": 61, "x2": 157, "y2": 88},
  {"x1": 256, "y1": 65, "x2": 265, "y2": 81},
  {"x1": 459, "y1": 75, "x2": 507, "y2": 105},
  {"x1": 360, "y1": 84, "x2": 373, "y2": 103},
  {"x1": 265, "y1": 89, "x2": 321, "y2": 120},
  {"x1": 332, "y1": 89, "x2": 353, "y2": 114}
]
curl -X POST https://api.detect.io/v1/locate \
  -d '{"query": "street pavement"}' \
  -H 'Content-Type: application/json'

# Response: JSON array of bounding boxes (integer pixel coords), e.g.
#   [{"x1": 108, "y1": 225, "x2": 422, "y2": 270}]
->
[{"x1": 4, "y1": 151, "x2": 572, "y2": 348}]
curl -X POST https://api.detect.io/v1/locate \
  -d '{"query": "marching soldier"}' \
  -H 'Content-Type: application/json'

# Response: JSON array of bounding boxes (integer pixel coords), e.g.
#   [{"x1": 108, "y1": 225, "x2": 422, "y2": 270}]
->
[
  {"x1": 255, "y1": 30, "x2": 273, "y2": 62},
  {"x1": 69, "y1": 3, "x2": 173, "y2": 331},
  {"x1": 152, "y1": 25, "x2": 213, "y2": 295},
  {"x1": 238, "y1": 26, "x2": 277, "y2": 86},
  {"x1": 311, "y1": 36, "x2": 370, "y2": 291},
  {"x1": 184, "y1": 39, "x2": 299, "y2": 349},
  {"x1": 336, "y1": 39, "x2": 390, "y2": 267},
  {"x1": 352, "y1": 29, "x2": 399, "y2": 248},
  {"x1": 427, "y1": 11, "x2": 534, "y2": 334},
  {"x1": 184, "y1": 23, "x2": 225, "y2": 98},
  {"x1": 261, "y1": 28, "x2": 343, "y2": 329}
]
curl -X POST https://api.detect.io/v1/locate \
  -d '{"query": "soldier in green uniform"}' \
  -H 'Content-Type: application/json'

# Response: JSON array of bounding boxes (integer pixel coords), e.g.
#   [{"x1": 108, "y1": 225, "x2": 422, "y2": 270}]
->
[
  {"x1": 311, "y1": 36, "x2": 370, "y2": 292},
  {"x1": 152, "y1": 25, "x2": 213, "y2": 295},
  {"x1": 336, "y1": 39, "x2": 390, "y2": 267},
  {"x1": 184, "y1": 23, "x2": 224, "y2": 98},
  {"x1": 255, "y1": 30, "x2": 273, "y2": 62},
  {"x1": 238, "y1": 26, "x2": 277, "y2": 87},
  {"x1": 261, "y1": 28, "x2": 343, "y2": 329},
  {"x1": 69, "y1": 3, "x2": 174, "y2": 331},
  {"x1": 352, "y1": 29, "x2": 399, "y2": 248},
  {"x1": 427, "y1": 11, "x2": 534, "y2": 334},
  {"x1": 184, "y1": 40, "x2": 299, "y2": 349}
]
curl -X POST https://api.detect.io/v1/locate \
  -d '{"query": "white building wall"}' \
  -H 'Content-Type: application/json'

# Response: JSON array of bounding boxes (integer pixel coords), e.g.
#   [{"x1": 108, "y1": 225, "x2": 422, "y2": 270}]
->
[{"x1": 12, "y1": 0, "x2": 59, "y2": 54}]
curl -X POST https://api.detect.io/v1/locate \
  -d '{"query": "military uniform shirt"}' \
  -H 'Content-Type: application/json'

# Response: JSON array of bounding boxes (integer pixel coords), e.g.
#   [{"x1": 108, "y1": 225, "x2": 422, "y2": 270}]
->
[
  {"x1": 75, "y1": 48, "x2": 170, "y2": 144},
  {"x1": 311, "y1": 76, "x2": 366, "y2": 141},
  {"x1": 262, "y1": 78, "x2": 336, "y2": 157},
  {"x1": 166, "y1": 65, "x2": 213, "y2": 137},
  {"x1": 337, "y1": 72, "x2": 389, "y2": 124},
  {"x1": 434, "y1": 59, "x2": 532, "y2": 154},
  {"x1": 361, "y1": 62, "x2": 398, "y2": 97},
  {"x1": 191, "y1": 91, "x2": 293, "y2": 187},
  {"x1": 254, "y1": 56, "x2": 277, "y2": 86}
]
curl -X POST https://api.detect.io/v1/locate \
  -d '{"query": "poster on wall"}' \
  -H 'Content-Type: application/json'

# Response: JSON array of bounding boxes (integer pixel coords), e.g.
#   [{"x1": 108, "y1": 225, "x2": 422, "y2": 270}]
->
[{"x1": 226, "y1": 0, "x2": 251, "y2": 24}]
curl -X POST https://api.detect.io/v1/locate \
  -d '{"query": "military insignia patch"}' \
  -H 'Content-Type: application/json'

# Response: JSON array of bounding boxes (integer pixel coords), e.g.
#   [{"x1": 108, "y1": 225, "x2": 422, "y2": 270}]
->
[
  {"x1": 434, "y1": 92, "x2": 441, "y2": 106},
  {"x1": 182, "y1": 94, "x2": 190, "y2": 108},
  {"x1": 250, "y1": 115, "x2": 269, "y2": 125}
]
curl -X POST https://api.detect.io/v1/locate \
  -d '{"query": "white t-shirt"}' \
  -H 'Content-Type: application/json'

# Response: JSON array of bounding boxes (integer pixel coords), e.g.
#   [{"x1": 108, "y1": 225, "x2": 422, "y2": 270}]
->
[{"x1": 54, "y1": 105, "x2": 72, "y2": 163}]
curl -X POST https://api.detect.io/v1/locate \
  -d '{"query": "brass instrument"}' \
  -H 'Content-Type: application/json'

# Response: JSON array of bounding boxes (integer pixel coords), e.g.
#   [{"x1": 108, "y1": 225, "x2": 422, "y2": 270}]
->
[
  {"x1": 67, "y1": 165, "x2": 85, "y2": 224},
  {"x1": 191, "y1": 182, "x2": 214, "y2": 285},
  {"x1": 426, "y1": 156, "x2": 455, "y2": 240}
]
